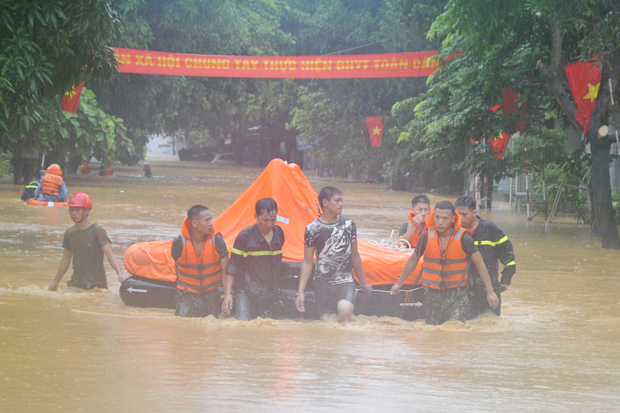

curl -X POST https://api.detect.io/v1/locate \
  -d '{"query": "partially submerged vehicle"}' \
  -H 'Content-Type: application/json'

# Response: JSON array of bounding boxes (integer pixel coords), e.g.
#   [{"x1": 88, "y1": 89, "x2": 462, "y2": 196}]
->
[{"x1": 121, "y1": 159, "x2": 425, "y2": 320}]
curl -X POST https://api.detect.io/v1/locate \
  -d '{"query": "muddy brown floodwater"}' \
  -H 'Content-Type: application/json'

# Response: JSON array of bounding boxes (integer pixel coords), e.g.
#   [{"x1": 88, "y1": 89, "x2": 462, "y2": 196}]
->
[{"x1": 1, "y1": 158, "x2": 619, "y2": 412}]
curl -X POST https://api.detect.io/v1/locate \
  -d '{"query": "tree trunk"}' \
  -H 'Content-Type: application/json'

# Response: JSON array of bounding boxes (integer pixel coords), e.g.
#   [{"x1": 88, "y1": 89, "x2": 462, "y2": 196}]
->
[{"x1": 588, "y1": 127, "x2": 620, "y2": 248}]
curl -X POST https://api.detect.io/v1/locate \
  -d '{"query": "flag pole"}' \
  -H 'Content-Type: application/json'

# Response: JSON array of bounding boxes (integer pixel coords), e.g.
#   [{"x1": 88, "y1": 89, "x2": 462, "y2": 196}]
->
[
  {"x1": 524, "y1": 134, "x2": 531, "y2": 220},
  {"x1": 609, "y1": 78, "x2": 620, "y2": 156}
]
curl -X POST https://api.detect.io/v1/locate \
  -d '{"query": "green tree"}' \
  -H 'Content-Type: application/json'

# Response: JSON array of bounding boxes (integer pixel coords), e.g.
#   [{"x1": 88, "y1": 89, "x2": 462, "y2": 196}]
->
[
  {"x1": 92, "y1": 0, "x2": 291, "y2": 162},
  {"x1": 391, "y1": 0, "x2": 620, "y2": 248},
  {"x1": 0, "y1": 0, "x2": 122, "y2": 181}
]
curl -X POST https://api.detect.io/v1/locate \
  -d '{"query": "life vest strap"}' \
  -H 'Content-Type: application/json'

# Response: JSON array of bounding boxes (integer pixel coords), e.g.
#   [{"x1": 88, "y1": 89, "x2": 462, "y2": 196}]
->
[{"x1": 423, "y1": 257, "x2": 468, "y2": 265}]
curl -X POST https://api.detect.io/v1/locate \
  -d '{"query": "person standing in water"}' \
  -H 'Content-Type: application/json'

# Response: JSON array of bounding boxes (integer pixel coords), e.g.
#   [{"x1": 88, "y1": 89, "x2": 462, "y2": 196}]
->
[
  {"x1": 223, "y1": 198, "x2": 285, "y2": 320},
  {"x1": 171, "y1": 205, "x2": 229, "y2": 318},
  {"x1": 35, "y1": 164, "x2": 68, "y2": 202},
  {"x1": 296, "y1": 186, "x2": 372, "y2": 322},
  {"x1": 48, "y1": 192, "x2": 126, "y2": 291},
  {"x1": 391, "y1": 201, "x2": 499, "y2": 325},
  {"x1": 454, "y1": 196, "x2": 516, "y2": 319},
  {"x1": 397, "y1": 195, "x2": 431, "y2": 249}
]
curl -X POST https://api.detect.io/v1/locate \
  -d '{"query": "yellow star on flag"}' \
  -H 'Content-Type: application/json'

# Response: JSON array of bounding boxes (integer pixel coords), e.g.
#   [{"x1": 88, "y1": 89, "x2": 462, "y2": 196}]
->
[
  {"x1": 371, "y1": 126, "x2": 382, "y2": 136},
  {"x1": 583, "y1": 82, "x2": 599, "y2": 103}
]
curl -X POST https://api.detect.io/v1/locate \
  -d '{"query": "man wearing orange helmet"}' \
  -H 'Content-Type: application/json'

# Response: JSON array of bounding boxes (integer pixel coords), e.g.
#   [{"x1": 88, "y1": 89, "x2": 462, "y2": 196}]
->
[
  {"x1": 35, "y1": 164, "x2": 68, "y2": 202},
  {"x1": 47, "y1": 192, "x2": 126, "y2": 291}
]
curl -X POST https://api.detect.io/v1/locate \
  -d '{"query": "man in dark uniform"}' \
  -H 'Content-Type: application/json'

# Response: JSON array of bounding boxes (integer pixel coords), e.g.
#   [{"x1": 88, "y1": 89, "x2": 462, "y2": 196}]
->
[
  {"x1": 223, "y1": 198, "x2": 285, "y2": 320},
  {"x1": 455, "y1": 196, "x2": 516, "y2": 319}
]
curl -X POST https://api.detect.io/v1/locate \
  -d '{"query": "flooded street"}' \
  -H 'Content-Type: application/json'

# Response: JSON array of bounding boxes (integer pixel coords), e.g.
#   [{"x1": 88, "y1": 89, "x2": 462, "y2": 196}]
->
[{"x1": 1, "y1": 158, "x2": 619, "y2": 412}]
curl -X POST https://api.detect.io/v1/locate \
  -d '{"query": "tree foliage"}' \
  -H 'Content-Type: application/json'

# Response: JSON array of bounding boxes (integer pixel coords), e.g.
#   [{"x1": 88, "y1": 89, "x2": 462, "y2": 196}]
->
[
  {"x1": 390, "y1": 0, "x2": 620, "y2": 248},
  {"x1": 0, "y1": 0, "x2": 121, "y2": 140}
]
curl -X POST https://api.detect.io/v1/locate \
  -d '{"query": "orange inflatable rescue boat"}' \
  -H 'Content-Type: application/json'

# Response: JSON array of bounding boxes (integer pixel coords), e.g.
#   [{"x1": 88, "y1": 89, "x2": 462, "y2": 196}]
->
[
  {"x1": 121, "y1": 159, "x2": 425, "y2": 319},
  {"x1": 26, "y1": 199, "x2": 69, "y2": 207}
]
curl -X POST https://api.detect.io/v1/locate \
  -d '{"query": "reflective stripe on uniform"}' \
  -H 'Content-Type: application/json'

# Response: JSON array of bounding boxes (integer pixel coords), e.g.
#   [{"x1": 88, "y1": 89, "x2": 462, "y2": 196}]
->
[
  {"x1": 231, "y1": 247, "x2": 282, "y2": 257},
  {"x1": 474, "y1": 235, "x2": 509, "y2": 247}
]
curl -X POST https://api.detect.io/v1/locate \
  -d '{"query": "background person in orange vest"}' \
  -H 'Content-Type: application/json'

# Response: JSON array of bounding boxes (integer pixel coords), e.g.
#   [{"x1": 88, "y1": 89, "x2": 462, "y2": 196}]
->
[
  {"x1": 296, "y1": 186, "x2": 372, "y2": 322},
  {"x1": 171, "y1": 205, "x2": 229, "y2": 318},
  {"x1": 397, "y1": 195, "x2": 431, "y2": 248},
  {"x1": 47, "y1": 192, "x2": 126, "y2": 291},
  {"x1": 35, "y1": 164, "x2": 68, "y2": 202},
  {"x1": 391, "y1": 200, "x2": 499, "y2": 325}
]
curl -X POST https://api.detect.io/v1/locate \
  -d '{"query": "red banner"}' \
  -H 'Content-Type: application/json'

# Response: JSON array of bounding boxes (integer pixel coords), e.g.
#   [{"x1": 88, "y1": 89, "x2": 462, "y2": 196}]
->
[
  {"x1": 366, "y1": 116, "x2": 385, "y2": 147},
  {"x1": 112, "y1": 47, "x2": 443, "y2": 79},
  {"x1": 564, "y1": 59, "x2": 602, "y2": 134},
  {"x1": 60, "y1": 81, "x2": 85, "y2": 113}
]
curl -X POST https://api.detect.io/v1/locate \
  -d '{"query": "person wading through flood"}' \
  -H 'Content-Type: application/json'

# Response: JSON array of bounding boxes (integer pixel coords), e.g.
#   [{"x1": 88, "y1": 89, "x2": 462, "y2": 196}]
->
[
  {"x1": 454, "y1": 196, "x2": 516, "y2": 319},
  {"x1": 397, "y1": 195, "x2": 431, "y2": 249},
  {"x1": 171, "y1": 205, "x2": 229, "y2": 318},
  {"x1": 47, "y1": 192, "x2": 126, "y2": 291},
  {"x1": 296, "y1": 186, "x2": 372, "y2": 322},
  {"x1": 35, "y1": 164, "x2": 68, "y2": 202},
  {"x1": 21, "y1": 170, "x2": 45, "y2": 202},
  {"x1": 391, "y1": 200, "x2": 499, "y2": 325},
  {"x1": 223, "y1": 198, "x2": 284, "y2": 320}
]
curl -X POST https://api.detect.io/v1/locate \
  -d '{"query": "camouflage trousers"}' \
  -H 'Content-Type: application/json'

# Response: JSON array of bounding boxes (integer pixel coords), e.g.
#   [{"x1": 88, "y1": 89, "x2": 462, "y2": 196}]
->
[
  {"x1": 175, "y1": 289, "x2": 221, "y2": 318},
  {"x1": 424, "y1": 286, "x2": 470, "y2": 325},
  {"x1": 466, "y1": 282, "x2": 502, "y2": 320}
]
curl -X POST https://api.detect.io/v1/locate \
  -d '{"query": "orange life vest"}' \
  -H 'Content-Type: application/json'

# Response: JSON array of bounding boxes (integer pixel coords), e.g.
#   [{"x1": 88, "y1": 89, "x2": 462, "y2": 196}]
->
[
  {"x1": 175, "y1": 218, "x2": 222, "y2": 294},
  {"x1": 41, "y1": 174, "x2": 63, "y2": 197},
  {"x1": 420, "y1": 211, "x2": 469, "y2": 290},
  {"x1": 406, "y1": 205, "x2": 433, "y2": 248}
]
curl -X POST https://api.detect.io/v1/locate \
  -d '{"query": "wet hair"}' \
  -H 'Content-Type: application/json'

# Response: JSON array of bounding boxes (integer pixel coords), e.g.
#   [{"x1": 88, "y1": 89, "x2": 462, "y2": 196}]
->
[
  {"x1": 187, "y1": 205, "x2": 209, "y2": 221},
  {"x1": 318, "y1": 186, "x2": 343, "y2": 208},
  {"x1": 255, "y1": 197, "x2": 277, "y2": 216},
  {"x1": 434, "y1": 200, "x2": 455, "y2": 214},
  {"x1": 411, "y1": 195, "x2": 430, "y2": 207},
  {"x1": 455, "y1": 196, "x2": 477, "y2": 211}
]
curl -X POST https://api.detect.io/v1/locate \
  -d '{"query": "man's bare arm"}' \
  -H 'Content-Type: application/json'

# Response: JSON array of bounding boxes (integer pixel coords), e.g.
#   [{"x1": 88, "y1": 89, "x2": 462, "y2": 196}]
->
[
  {"x1": 295, "y1": 247, "x2": 315, "y2": 313},
  {"x1": 48, "y1": 249, "x2": 73, "y2": 291}
]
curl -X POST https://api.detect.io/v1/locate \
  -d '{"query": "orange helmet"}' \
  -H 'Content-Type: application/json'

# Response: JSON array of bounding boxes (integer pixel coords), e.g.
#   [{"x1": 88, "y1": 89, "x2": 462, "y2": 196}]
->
[
  {"x1": 68, "y1": 192, "x2": 93, "y2": 209},
  {"x1": 46, "y1": 163, "x2": 62, "y2": 176}
]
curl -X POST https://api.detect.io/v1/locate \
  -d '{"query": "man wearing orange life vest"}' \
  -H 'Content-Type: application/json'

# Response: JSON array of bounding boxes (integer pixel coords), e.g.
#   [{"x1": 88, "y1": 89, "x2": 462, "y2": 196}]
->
[
  {"x1": 171, "y1": 205, "x2": 229, "y2": 318},
  {"x1": 47, "y1": 192, "x2": 126, "y2": 291},
  {"x1": 35, "y1": 164, "x2": 68, "y2": 202},
  {"x1": 391, "y1": 200, "x2": 499, "y2": 325},
  {"x1": 397, "y1": 195, "x2": 431, "y2": 248}
]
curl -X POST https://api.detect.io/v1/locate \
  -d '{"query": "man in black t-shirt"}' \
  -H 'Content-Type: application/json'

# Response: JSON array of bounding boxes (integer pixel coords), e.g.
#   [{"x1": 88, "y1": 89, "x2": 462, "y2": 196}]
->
[{"x1": 296, "y1": 186, "x2": 372, "y2": 322}]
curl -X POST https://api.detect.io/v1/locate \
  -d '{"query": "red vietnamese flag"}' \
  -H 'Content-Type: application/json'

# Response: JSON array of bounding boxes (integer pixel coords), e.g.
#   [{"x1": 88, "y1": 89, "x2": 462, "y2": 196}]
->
[
  {"x1": 60, "y1": 81, "x2": 85, "y2": 113},
  {"x1": 564, "y1": 60, "x2": 602, "y2": 134},
  {"x1": 490, "y1": 131, "x2": 510, "y2": 159},
  {"x1": 365, "y1": 116, "x2": 384, "y2": 147},
  {"x1": 502, "y1": 88, "x2": 525, "y2": 133}
]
